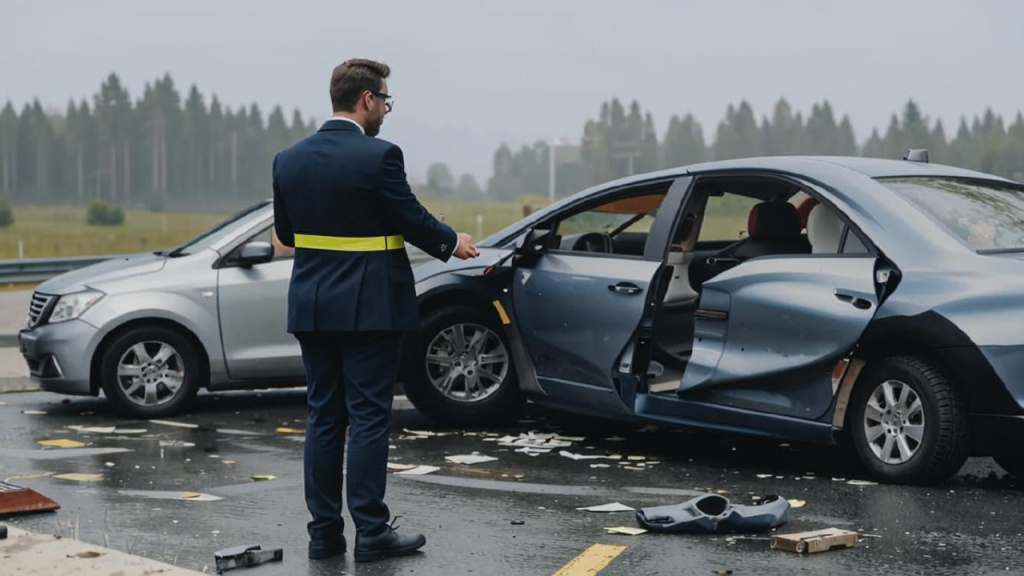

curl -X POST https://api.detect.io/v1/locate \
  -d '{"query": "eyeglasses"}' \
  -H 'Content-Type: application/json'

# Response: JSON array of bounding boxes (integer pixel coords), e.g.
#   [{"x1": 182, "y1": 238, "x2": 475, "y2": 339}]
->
[{"x1": 369, "y1": 90, "x2": 393, "y2": 113}]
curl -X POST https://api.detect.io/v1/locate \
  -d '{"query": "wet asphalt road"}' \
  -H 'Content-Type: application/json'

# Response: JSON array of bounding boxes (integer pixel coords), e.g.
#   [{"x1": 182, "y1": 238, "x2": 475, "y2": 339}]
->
[{"x1": 1, "y1": 389, "x2": 1023, "y2": 576}]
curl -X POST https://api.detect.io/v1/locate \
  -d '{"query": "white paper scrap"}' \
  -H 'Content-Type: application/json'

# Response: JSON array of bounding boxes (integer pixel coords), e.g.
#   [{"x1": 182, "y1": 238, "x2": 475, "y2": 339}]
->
[
  {"x1": 605, "y1": 526, "x2": 647, "y2": 536},
  {"x1": 394, "y1": 465, "x2": 441, "y2": 476},
  {"x1": 559, "y1": 451, "x2": 621, "y2": 461},
  {"x1": 386, "y1": 463, "x2": 418, "y2": 472},
  {"x1": 150, "y1": 420, "x2": 199, "y2": 429},
  {"x1": 576, "y1": 502, "x2": 635, "y2": 513},
  {"x1": 444, "y1": 454, "x2": 499, "y2": 465}
]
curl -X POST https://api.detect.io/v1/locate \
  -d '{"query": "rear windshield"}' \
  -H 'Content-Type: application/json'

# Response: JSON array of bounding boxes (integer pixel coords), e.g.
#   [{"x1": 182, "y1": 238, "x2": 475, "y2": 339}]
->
[{"x1": 878, "y1": 177, "x2": 1024, "y2": 253}]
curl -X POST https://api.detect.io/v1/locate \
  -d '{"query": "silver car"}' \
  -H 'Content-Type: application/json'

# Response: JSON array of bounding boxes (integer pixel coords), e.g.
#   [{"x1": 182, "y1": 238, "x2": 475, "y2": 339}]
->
[{"x1": 19, "y1": 201, "x2": 307, "y2": 417}]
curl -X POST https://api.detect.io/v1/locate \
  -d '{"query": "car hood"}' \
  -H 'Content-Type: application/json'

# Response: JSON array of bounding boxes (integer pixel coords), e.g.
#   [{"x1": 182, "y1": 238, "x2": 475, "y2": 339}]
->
[
  {"x1": 35, "y1": 252, "x2": 168, "y2": 295},
  {"x1": 413, "y1": 247, "x2": 510, "y2": 282}
]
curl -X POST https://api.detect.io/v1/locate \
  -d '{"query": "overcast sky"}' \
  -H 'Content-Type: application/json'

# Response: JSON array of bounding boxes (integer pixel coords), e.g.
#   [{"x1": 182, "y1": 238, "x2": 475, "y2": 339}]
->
[{"x1": 4, "y1": 0, "x2": 1024, "y2": 183}]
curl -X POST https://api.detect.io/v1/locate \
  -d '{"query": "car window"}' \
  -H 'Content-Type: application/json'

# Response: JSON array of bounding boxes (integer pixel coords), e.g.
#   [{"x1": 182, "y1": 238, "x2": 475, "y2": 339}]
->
[
  {"x1": 879, "y1": 177, "x2": 1024, "y2": 252},
  {"x1": 169, "y1": 201, "x2": 271, "y2": 257},
  {"x1": 697, "y1": 193, "x2": 760, "y2": 241},
  {"x1": 552, "y1": 192, "x2": 666, "y2": 255}
]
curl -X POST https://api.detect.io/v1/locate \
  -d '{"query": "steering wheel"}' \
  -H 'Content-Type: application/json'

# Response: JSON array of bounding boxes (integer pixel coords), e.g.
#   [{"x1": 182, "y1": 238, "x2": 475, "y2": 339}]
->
[{"x1": 572, "y1": 232, "x2": 613, "y2": 253}]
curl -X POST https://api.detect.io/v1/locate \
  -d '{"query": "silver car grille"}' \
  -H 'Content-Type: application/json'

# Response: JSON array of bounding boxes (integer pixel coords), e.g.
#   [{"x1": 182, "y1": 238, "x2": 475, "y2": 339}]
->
[{"x1": 27, "y1": 292, "x2": 54, "y2": 328}]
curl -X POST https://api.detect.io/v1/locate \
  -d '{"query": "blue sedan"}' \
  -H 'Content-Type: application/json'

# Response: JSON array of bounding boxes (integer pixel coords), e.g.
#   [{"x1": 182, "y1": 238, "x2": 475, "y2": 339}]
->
[{"x1": 404, "y1": 152, "x2": 1024, "y2": 485}]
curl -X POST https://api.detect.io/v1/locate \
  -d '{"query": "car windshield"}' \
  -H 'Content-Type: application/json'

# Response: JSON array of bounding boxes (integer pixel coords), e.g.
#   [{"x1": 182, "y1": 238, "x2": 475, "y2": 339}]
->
[
  {"x1": 167, "y1": 201, "x2": 271, "y2": 257},
  {"x1": 878, "y1": 177, "x2": 1024, "y2": 252}
]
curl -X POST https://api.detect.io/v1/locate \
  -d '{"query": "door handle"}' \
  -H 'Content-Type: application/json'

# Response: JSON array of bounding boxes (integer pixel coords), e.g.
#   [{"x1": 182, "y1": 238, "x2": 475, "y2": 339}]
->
[
  {"x1": 834, "y1": 290, "x2": 873, "y2": 310},
  {"x1": 608, "y1": 282, "x2": 643, "y2": 295}
]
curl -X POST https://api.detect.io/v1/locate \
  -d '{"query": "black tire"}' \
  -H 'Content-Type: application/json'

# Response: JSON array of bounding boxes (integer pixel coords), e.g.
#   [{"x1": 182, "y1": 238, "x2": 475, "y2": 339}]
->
[
  {"x1": 100, "y1": 325, "x2": 203, "y2": 418},
  {"x1": 849, "y1": 356, "x2": 969, "y2": 485},
  {"x1": 994, "y1": 455, "x2": 1024, "y2": 477},
  {"x1": 402, "y1": 305, "x2": 524, "y2": 426}
]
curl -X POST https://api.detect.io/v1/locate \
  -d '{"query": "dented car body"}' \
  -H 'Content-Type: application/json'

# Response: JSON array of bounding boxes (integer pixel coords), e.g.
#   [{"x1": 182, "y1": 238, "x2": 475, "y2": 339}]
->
[{"x1": 404, "y1": 155, "x2": 1024, "y2": 485}]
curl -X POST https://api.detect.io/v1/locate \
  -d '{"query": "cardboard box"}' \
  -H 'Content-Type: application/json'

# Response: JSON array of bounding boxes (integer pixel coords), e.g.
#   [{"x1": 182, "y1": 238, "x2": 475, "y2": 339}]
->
[{"x1": 771, "y1": 528, "x2": 859, "y2": 554}]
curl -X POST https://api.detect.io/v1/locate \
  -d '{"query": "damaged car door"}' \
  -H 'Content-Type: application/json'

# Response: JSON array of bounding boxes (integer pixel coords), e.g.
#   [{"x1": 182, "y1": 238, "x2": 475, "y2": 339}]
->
[
  {"x1": 679, "y1": 198, "x2": 884, "y2": 420},
  {"x1": 510, "y1": 178, "x2": 687, "y2": 413}
]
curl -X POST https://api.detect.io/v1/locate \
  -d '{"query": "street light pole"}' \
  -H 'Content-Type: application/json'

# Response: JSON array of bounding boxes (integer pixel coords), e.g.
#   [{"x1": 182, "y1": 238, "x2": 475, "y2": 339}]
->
[{"x1": 548, "y1": 141, "x2": 556, "y2": 204}]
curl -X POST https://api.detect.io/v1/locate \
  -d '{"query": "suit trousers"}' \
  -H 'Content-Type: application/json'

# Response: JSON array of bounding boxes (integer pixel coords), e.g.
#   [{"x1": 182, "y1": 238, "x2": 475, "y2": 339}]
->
[{"x1": 295, "y1": 330, "x2": 402, "y2": 540}]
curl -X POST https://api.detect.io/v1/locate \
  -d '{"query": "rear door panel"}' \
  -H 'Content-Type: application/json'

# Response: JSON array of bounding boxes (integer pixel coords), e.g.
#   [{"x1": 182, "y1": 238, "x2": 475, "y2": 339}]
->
[{"x1": 680, "y1": 255, "x2": 878, "y2": 419}]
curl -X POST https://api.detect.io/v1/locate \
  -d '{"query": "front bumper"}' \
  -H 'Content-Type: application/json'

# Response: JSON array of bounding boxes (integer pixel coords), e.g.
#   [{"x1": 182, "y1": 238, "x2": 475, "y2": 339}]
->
[{"x1": 19, "y1": 319, "x2": 104, "y2": 396}]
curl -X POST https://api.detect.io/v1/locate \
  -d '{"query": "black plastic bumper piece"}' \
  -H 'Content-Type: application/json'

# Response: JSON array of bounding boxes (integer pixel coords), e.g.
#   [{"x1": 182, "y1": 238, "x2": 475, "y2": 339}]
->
[{"x1": 636, "y1": 493, "x2": 791, "y2": 534}]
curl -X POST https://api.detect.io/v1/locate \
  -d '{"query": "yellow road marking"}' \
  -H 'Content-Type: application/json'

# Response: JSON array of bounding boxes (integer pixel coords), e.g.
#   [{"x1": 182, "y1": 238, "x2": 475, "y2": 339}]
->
[{"x1": 553, "y1": 544, "x2": 628, "y2": 576}]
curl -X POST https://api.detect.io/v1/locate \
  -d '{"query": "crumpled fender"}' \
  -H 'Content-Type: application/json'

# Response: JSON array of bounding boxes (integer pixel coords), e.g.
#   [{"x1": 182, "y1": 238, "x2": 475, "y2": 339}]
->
[{"x1": 635, "y1": 494, "x2": 790, "y2": 534}]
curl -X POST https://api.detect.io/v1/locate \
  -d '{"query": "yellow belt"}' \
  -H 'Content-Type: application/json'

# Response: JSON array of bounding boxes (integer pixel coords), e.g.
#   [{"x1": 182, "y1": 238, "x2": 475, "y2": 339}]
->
[{"x1": 293, "y1": 234, "x2": 405, "y2": 252}]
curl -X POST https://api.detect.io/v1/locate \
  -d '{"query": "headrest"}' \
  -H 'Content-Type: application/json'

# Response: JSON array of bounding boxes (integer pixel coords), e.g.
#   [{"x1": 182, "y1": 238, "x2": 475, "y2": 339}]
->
[
  {"x1": 747, "y1": 202, "x2": 801, "y2": 239},
  {"x1": 796, "y1": 197, "x2": 819, "y2": 229},
  {"x1": 807, "y1": 204, "x2": 844, "y2": 253}
]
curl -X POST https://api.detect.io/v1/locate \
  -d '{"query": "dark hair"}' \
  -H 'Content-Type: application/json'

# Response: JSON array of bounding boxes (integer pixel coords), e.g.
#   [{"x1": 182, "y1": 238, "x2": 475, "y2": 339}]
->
[{"x1": 329, "y1": 59, "x2": 390, "y2": 113}]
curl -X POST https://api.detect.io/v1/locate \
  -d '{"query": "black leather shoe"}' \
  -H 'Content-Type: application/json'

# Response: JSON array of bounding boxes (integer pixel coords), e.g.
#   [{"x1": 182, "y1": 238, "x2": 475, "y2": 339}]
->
[
  {"x1": 355, "y1": 520, "x2": 425, "y2": 563},
  {"x1": 308, "y1": 536, "x2": 346, "y2": 560}
]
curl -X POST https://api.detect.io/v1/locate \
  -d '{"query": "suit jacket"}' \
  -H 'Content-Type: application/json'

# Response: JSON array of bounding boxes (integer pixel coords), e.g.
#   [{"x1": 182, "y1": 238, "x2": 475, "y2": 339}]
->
[{"x1": 272, "y1": 120, "x2": 457, "y2": 333}]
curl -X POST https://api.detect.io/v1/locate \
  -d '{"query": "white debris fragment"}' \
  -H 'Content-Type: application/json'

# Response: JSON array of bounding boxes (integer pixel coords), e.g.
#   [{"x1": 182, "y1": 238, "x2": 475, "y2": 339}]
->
[
  {"x1": 394, "y1": 465, "x2": 441, "y2": 476},
  {"x1": 445, "y1": 454, "x2": 498, "y2": 465},
  {"x1": 605, "y1": 526, "x2": 647, "y2": 536},
  {"x1": 386, "y1": 463, "x2": 418, "y2": 472},
  {"x1": 756, "y1": 474, "x2": 773, "y2": 479},
  {"x1": 558, "y1": 451, "x2": 621, "y2": 461},
  {"x1": 590, "y1": 464, "x2": 611, "y2": 469},
  {"x1": 848, "y1": 479, "x2": 878, "y2": 486},
  {"x1": 159, "y1": 441, "x2": 195, "y2": 448},
  {"x1": 576, "y1": 502, "x2": 634, "y2": 513},
  {"x1": 150, "y1": 420, "x2": 199, "y2": 429}
]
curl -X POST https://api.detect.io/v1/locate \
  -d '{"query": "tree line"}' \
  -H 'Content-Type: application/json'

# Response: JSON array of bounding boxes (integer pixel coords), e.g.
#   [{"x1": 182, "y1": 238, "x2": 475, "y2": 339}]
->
[
  {"x1": 0, "y1": 73, "x2": 316, "y2": 212},
  {"x1": 3, "y1": 73, "x2": 1024, "y2": 209},
  {"x1": 485, "y1": 98, "x2": 1024, "y2": 201}
]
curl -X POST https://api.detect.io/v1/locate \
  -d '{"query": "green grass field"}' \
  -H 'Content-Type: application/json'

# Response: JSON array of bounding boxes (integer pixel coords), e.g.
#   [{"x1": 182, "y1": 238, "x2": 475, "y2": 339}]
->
[{"x1": 0, "y1": 197, "x2": 753, "y2": 260}]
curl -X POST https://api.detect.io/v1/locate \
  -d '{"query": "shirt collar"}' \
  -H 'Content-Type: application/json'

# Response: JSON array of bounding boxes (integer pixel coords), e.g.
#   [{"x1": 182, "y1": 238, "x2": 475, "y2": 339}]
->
[{"x1": 324, "y1": 117, "x2": 365, "y2": 134}]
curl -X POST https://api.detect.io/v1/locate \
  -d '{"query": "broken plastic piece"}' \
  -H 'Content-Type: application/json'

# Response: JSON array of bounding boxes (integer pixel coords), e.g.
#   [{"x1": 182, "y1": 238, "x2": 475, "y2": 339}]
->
[
  {"x1": 150, "y1": 419, "x2": 199, "y2": 429},
  {"x1": 274, "y1": 427, "x2": 304, "y2": 434},
  {"x1": 635, "y1": 494, "x2": 790, "y2": 534},
  {"x1": 251, "y1": 474, "x2": 276, "y2": 482},
  {"x1": 214, "y1": 543, "x2": 283, "y2": 574}
]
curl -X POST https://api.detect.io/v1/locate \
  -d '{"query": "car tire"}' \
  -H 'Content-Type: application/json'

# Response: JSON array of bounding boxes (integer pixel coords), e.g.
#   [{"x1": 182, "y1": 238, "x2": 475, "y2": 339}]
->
[
  {"x1": 402, "y1": 305, "x2": 524, "y2": 426},
  {"x1": 849, "y1": 356, "x2": 969, "y2": 485},
  {"x1": 993, "y1": 455, "x2": 1024, "y2": 477},
  {"x1": 100, "y1": 325, "x2": 202, "y2": 418}
]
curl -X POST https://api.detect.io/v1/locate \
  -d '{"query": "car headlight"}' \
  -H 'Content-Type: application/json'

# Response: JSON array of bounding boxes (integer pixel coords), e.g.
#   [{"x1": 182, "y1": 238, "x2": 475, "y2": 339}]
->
[{"x1": 49, "y1": 290, "x2": 104, "y2": 323}]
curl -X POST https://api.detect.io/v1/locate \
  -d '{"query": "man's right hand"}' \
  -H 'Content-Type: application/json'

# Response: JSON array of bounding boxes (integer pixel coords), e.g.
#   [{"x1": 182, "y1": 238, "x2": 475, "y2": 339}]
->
[{"x1": 453, "y1": 232, "x2": 479, "y2": 260}]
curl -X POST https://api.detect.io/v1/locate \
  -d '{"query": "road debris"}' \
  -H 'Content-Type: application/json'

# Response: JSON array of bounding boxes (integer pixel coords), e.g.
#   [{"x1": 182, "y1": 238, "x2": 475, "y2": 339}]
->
[
  {"x1": 21, "y1": 410, "x2": 47, "y2": 415},
  {"x1": 214, "y1": 543, "x2": 283, "y2": 574},
  {"x1": 576, "y1": 502, "x2": 634, "y2": 513},
  {"x1": 251, "y1": 474, "x2": 276, "y2": 481},
  {"x1": 113, "y1": 429, "x2": 148, "y2": 434},
  {"x1": 394, "y1": 465, "x2": 440, "y2": 476},
  {"x1": 38, "y1": 439, "x2": 85, "y2": 448},
  {"x1": 636, "y1": 494, "x2": 790, "y2": 533},
  {"x1": 4, "y1": 473, "x2": 54, "y2": 482},
  {"x1": 498, "y1": 432, "x2": 573, "y2": 451},
  {"x1": 118, "y1": 489, "x2": 223, "y2": 502},
  {"x1": 0, "y1": 481, "x2": 60, "y2": 517},
  {"x1": 71, "y1": 551, "x2": 103, "y2": 559},
  {"x1": 159, "y1": 440, "x2": 196, "y2": 448},
  {"x1": 67, "y1": 426, "x2": 116, "y2": 434},
  {"x1": 605, "y1": 526, "x2": 647, "y2": 536},
  {"x1": 623, "y1": 466, "x2": 646, "y2": 471},
  {"x1": 511, "y1": 520, "x2": 525, "y2": 525},
  {"x1": 847, "y1": 479, "x2": 878, "y2": 486},
  {"x1": 757, "y1": 474, "x2": 773, "y2": 479},
  {"x1": 590, "y1": 464, "x2": 611, "y2": 469},
  {"x1": 53, "y1": 473, "x2": 103, "y2": 482},
  {"x1": 788, "y1": 499, "x2": 807, "y2": 508},
  {"x1": 445, "y1": 454, "x2": 498, "y2": 465},
  {"x1": 386, "y1": 463, "x2": 418, "y2": 472},
  {"x1": 559, "y1": 451, "x2": 620, "y2": 461},
  {"x1": 275, "y1": 427, "x2": 304, "y2": 434},
  {"x1": 771, "y1": 528, "x2": 858, "y2": 554},
  {"x1": 150, "y1": 419, "x2": 199, "y2": 429}
]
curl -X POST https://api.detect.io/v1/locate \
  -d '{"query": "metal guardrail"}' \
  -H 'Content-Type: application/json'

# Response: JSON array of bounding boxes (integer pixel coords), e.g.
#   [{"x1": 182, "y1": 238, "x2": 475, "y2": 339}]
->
[
  {"x1": 0, "y1": 254, "x2": 123, "y2": 284},
  {"x1": 0, "y1": 248, "x2": 433, "y2": 285}
]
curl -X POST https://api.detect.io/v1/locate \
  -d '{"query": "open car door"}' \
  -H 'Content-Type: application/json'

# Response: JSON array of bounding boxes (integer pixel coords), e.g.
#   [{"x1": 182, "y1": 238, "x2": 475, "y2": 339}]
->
[{"x1": 678, "y1": 221, "x2": 885, "y2": 420}]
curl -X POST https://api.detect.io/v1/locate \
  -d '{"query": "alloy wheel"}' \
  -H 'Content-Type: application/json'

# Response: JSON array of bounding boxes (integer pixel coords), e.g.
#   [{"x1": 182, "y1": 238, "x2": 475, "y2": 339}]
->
[{"x1": 425, "y1": 323, "x2": 509, "y2": 403}]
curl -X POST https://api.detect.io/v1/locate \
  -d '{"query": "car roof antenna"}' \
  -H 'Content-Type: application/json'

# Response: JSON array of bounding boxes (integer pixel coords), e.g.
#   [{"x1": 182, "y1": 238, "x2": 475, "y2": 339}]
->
[{"x1": 903, "y1": 149, "x2": 929, "y2": 163}]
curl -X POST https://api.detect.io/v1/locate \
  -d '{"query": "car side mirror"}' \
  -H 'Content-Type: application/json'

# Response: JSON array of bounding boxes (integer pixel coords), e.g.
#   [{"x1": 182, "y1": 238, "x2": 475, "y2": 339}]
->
[
  {"x1": 512, "y1": 228, "x2": 551, "y2": 268},
  {"x1": 237, "y1": 241, "x2": 274, "y2": 267}
]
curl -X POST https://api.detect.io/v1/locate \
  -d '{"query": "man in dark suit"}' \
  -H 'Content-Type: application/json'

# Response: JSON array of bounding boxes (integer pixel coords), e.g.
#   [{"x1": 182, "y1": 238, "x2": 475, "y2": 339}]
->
[{"x1": 272, "y1": 58, "x2": 478, "y2": 563}]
